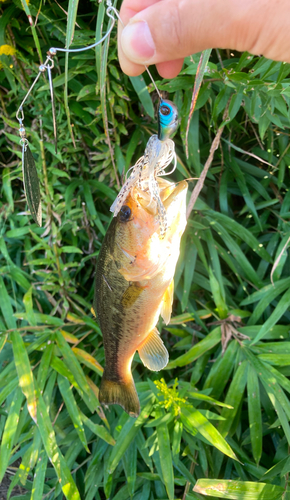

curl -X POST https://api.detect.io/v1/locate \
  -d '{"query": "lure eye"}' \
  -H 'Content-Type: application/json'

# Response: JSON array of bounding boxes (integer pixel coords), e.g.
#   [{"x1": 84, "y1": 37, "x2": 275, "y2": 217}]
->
[
  {"x1": 160, "y1": 105, "x2": 171, "y2": 116},
  {"x1": 119, "y1": 205, "x2": 132, "y2": 222}
]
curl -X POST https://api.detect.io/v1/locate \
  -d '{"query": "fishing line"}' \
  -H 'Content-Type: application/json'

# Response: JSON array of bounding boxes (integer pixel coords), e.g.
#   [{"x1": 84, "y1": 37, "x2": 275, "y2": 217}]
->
[
  {"x1": 15, "y1": 0, "x2": 164, "y2": 227},
  {"x1": 113, "y1": 9, "x2": 162, "y2": 100}
]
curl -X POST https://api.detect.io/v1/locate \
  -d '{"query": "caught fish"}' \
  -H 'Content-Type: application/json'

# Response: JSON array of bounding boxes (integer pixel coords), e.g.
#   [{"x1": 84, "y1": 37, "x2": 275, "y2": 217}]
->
[
  {"x1": 110, "y1": 99, "x2": 179, "y2": 237},
  {"x1": 94, "y1": 178, "x2": 188, "y2": 417}
]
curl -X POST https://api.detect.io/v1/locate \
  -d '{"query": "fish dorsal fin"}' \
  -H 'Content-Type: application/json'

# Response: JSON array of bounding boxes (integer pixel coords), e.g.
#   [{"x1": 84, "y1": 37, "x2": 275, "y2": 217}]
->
[
  {"x1": 160, "y1": 279, "x2": 174, "y2": 325},
  {"x1": 138, "y1": 328, "x2": 169, "y2": 371}
]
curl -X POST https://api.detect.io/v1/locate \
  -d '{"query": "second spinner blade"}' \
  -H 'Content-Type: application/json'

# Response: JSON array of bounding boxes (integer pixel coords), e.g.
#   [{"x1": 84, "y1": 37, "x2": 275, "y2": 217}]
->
[{"x1": 22, "y1": 144, "x2": 42, "y2": 226}]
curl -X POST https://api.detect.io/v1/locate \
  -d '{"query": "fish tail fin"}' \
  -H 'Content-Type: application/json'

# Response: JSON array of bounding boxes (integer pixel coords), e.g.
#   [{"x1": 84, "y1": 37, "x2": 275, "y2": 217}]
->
[{"x1": 99, "y1": 371, "x2": 140, "y2": 418}]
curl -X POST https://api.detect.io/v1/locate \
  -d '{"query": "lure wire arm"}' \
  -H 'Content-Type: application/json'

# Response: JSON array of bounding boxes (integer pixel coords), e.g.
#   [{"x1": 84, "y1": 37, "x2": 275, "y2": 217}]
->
[
  {"x1": 15, "y1": 0, "x2": 164, "y2": 227},
  {"x1": 16, "y1": 0, "x2": 161, "y2": 143}
]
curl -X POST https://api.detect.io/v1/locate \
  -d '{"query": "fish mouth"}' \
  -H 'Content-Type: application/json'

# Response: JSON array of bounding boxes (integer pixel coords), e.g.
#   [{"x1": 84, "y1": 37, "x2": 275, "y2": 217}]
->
[
  {"x1": 162, "y1": 180, "x2": 188, "y2": 209},
  {"x1": 134, "y1": 179, "x2": 187, "y2": 215}
]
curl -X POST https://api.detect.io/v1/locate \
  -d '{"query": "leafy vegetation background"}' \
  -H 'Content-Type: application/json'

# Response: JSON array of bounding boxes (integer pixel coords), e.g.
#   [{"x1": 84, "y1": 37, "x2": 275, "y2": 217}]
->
[{"x1": 1, "y1": 0, "x2": 290, "y2": 499}]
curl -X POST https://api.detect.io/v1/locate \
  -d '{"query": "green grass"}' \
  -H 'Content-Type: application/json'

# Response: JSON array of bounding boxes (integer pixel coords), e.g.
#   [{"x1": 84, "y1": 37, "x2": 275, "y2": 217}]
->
[{"x1": 1, "y1": 1, "x2": 290, "y2": 499}]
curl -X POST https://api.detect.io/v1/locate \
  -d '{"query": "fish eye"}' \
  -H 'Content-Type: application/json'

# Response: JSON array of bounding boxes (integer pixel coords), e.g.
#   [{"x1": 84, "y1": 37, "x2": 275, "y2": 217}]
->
[
  {"x1": 119, "y1": 205, "x2": 132, "y2": 222},
  {"x1": 160, "y1": 105, "x2": 171, "y2": 116}
]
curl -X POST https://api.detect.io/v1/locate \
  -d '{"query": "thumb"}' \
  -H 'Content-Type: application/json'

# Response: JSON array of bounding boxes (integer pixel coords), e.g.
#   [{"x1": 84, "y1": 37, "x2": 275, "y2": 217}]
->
[
  {"x1": 119, "y1": 0, "x2": 239, "y2": 75},
  {"x1": 118, "y1": 0, "x2": 290, "y2": 77}
]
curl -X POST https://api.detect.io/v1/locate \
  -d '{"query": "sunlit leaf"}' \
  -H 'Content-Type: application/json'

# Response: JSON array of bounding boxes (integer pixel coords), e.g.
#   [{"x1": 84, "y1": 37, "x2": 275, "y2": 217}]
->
[{"x1": 193, "y1": 479, "x2": 284, "y2": 499}]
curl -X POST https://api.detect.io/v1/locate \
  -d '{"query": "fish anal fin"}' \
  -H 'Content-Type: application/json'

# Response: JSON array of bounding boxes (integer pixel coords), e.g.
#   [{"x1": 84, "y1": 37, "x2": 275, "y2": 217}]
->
[
  {"x1": 161, "y1": 279, "x2": 174, "y2": 325},
  {"x1": 122, "y1": 284, "x2": 144, "y2": 308},
  {"x1": 138, "y1": 328, "x2": 169, "y2": 371},
  {"x1": 99, "y1": 371, "x2": 140, "y2": 418}
]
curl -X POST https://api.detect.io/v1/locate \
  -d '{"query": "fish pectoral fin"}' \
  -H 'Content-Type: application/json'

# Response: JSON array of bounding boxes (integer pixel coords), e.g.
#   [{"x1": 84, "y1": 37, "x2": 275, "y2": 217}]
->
[
  {"x1": 138, "y1": 328, "x2": 169, "y2": 371},
  {"x1": 122, "y1": 284, "x2": 144, "y2": 308},
  {"x1": 160, "y1": 279, "x2": 174, "y2": 325}
]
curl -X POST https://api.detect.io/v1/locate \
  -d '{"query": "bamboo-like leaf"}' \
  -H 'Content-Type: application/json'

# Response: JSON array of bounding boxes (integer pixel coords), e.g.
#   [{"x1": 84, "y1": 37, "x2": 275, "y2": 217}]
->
[
  {"x1": 31, "y1": 448, "x2": 48, "y2": 500},
  {"x1": 181, "y1": 407, "x2": 238, "y2": 461},
  {"x1": 181, "y1": 239, "x2": 197, "y2": 311},
  {"x1": 108, "y1": 400, "x2": 153, "y2": 474},
  {"x1": 36, "y1": 383, "x2": 81, "y2": 500},
  {"x1": 136, "y1": 430, "x2": 153, "y2": 473},
  {"x1": 23, "y1": 286, "x2": 36, "y2": 326},
  {"x1": 229, "y1": 156, "x2": 262, "y2": 230},
  {"x1": 56, "y1": 330, "x2": 90, "y2": 396},
  {"x1": 166, "y1": 327, "x2": 221, "y2": 368},
  {"x1": 58, "y1": 374, "x2": 89, "y2": 452},
  {"x1": 193, "y1": 479, "x2": 284, "y2": 499},
  {"x1": 244, "y1": 347, "x2": 290, "y2": 424},
  {"x1": 185, "y1": 49, "x2": 212, "y2": 156},
  {"x1": 129, "y1": 75, "x2": 155, "y2": 119},
  {"x1": 2, "y1": 167, "x2": 14, "y2": 210},
  {"x1": 37, "y1": 343, "x2": 54, "y2": 392},
  {"x1": 0, "y1": 334, "x2": 7, "y2": 353},
  {"x1": 251, "y1": 287, "x2": 290, "y2": 344},
  {"x1": 11, "y1": 330, "x2": 37, "y2": 422},
  {"x1": 0, "y1": 387, "x2": 24, "y2": 483},
  {"x1": 206, "y1": 211, "x2": 272, "y2": 263},
  {"x1": 110, "y1": 477, "x2": 144, "y2": 500},
  {"x1": 51, "y1": 355, "x2": 97, "y2": 413},
  {"x1": 63, "y1": 0, "x2": 79, "y2": 147},
  {"x1": 122, "y1": 440, "x2": 137, "y2": 498},
  {"x1": 72, "y1": 347, "x2": 103, "y2": 376},
  {"x1": 209, "y1": 267, "x2": 228, "y2": 319},
  {"x1": 155, "y1": 407, "x2": 174, "y2": 500},
  {"x1": 217, "y1": 360, "x2": 248, "y2": 438},
  {"x1": 184, "y1": 388, "x2": 233, "y2": 409},
  {"x1": 0, "y1": 276, "x2": 16, "y2": 329},
  {"x1": 247, "y1": 365, "x2": 262, "y2": 464},
  {"x1": 206, "y1": 219, "x2": 262, "y2": 287},
  {"x1": 17, "y1": 429, "x2": 42, "y2": 486},
  {"x1": 20, "y1": 0, "x2": 43, "y2": 62},
  {"x1": 80, "y1": 411, "x2": 115, "y2": 446}
]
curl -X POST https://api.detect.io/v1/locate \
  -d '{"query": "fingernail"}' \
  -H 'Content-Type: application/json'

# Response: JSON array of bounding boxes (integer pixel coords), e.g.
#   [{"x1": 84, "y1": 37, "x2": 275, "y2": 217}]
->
[{"x1": 121, "y1": 21, "x2": 156, "y2": 63}]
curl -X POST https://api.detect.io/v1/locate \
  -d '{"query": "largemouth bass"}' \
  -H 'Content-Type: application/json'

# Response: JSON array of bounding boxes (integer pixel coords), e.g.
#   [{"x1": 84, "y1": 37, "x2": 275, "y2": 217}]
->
[{"x1": 94, "y1": 178, "x2": 187, "y2": 417}]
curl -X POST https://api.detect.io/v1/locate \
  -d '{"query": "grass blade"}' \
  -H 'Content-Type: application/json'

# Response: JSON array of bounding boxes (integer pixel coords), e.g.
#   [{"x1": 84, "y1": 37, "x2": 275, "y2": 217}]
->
[
  {"x1": 122, "y1": 441, "x2": 137, "y2": 498},
  {"x1": 155, "y1": 408, "x2": 174, "y2": 500},
  {"x1": 58, "y1": 374, "x2": 89, "y2": 452},
  {"x1": 167, "y1": 327, "x2": 221, "y2": 368},
  {"x1": 31, "y1": 448, "x2": 48, "y2": 500},
  {"x1": 129, "y1": 75, "x2": 155, "y2": 118},
  {"x1": 217, "y1": 361, "x2": 248, "y2": 438},
  {"x1": 185, "y1": 49, "x2": 212, "y2": 156},
  {"x1": 247, "y1": 365, "x2": 262, "y2": 464},
  {"x1": 11, "y1": 330, "x2": 37, "y2": 422},
  {"x1": 108, "y1": 400, "x2": 153, "y2": 474},
  {"x1": 193, "y1": 479, "x2": 284, "y2": 499},
  {"x1": 181, "y1": 407, "x2": 238, "y2": 461},
  {"x1": 0, "y1": 387, "x2": 24, "y2": 482},
  {"x1": 56, "y1": 330, "x2": 90, "y2": 396},
  {"x1": 36, "y1": 383, "x2": 81, "y2": 500},
  {"x1": 0, "y1": 276, "x2": 16, "y2": 329},
  {"x1": 80, "y1": 411, "x2": 115, "y2": 446},
  {"x1": 251, "y1": 287, "x2": 290, "y2": 344}
]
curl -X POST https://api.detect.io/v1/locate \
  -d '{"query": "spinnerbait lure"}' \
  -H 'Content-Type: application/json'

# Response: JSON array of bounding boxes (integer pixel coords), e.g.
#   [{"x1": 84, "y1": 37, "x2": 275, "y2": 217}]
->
[{"x1": 110, "y1": 100, "x2": 179, "y2": 237}]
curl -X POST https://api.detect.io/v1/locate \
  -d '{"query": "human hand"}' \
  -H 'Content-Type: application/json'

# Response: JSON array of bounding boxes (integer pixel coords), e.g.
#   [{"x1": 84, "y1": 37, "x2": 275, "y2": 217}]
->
[{"x1": 118, "y1": 0, "x2": 290, "y2": 78}]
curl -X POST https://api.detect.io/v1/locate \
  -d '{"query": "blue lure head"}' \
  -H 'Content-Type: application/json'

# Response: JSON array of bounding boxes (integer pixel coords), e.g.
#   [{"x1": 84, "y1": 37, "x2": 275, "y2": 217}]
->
[{"x1": 158, "y1": 99, "x2": 178, "y2": 141}]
